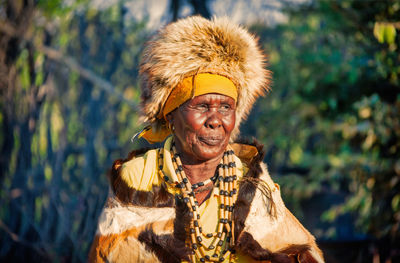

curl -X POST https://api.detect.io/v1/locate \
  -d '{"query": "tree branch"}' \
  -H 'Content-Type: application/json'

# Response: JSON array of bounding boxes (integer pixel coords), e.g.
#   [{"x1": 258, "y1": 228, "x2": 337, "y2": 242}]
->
[
  {"x1": 38, "y1": 45, "x2": 138, "y2": 109},
  {"x1": 0, "y1": 20, "x2": 139, "y2": 110}
]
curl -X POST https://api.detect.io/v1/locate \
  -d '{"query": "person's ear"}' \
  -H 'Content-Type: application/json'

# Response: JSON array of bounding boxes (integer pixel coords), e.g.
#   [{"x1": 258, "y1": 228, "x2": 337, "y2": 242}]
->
[
  {"x1": 166, "y1": 113, "x2": 173, "y2": 124},
  {"x1": 166, "y1": 113, "x2": 175, "y2": 132}
]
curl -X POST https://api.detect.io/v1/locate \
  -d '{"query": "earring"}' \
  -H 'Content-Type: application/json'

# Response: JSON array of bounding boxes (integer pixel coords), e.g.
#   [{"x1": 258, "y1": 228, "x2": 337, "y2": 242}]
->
[{"x1": 168, "y1": 122, "x2": 174, "y2": 132}]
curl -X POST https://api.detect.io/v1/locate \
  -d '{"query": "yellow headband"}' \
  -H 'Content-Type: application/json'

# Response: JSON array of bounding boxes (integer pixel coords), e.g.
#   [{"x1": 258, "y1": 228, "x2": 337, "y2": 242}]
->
[
  {"x1": 139, "y1": 73, "x2": 237, "y2": 143},
  {"x1": 161, "y1": 73, "x2": 237, "y2": 119}
]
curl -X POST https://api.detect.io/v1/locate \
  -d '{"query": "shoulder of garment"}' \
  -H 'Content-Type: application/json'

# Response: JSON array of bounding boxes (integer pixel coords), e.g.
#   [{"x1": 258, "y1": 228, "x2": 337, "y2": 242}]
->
[
  {"x1": 92, "y1": 140, "x2": 324, "y2": 263},
  {"x1": 231, "y1": 140, "x2": 325, "y2": 262},
  {"x1": 108, "y1": 147, "x2": 177, "y2": 207}
]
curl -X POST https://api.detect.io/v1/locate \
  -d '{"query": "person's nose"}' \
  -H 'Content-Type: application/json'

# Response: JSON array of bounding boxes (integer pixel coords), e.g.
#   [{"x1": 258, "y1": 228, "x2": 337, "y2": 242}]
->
[{"x1": 205, "y1": 111, "x2": 222, "y2": 129}]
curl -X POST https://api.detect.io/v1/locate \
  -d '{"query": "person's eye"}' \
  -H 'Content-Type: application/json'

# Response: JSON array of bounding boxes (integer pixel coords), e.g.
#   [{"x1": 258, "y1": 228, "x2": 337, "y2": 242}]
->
[
  {"x1": 219, "y1": 104, "x2": 231, "y2": 112},
  {"x1": 195, "y1": 104, "x2": 208, "y2": 111}
]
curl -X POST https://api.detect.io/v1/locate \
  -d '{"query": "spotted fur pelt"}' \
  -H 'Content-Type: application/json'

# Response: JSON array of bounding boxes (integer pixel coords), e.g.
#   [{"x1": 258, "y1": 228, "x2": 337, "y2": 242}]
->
[
  {"x1": 89, "y1": 140, "x2": 324, "y2": 262},
  {"x1": 139, "y1": 16, "x2": 271, "y2": 139}
]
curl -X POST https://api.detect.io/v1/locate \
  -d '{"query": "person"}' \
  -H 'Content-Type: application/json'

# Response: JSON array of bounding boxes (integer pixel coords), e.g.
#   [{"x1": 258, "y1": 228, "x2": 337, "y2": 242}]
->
[{"x1": 89, "y1": 16, "x2": 324, "y2": 263}]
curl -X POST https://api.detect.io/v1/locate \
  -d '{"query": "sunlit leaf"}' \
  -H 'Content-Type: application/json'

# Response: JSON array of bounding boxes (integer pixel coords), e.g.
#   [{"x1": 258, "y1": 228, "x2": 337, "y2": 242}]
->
[{"x1": 374, "y1": 22, "x2": 397, "y2": 44}]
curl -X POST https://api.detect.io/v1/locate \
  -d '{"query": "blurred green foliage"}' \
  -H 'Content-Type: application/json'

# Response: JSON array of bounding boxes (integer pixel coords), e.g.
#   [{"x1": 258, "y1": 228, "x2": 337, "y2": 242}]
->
[
  {"x1": 249, "y1": 0, "x2": 400, "y2": 241},
  {"x1": 1, "y1": 0, "x2": 147, "y2": 261}
]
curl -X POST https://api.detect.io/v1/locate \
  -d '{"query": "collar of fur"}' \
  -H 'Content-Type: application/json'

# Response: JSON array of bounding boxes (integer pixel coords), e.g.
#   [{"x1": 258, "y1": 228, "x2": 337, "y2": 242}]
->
[
  {"x1": 110, "y1": 138, "x2": 265, "y2": 180},
  {"x1": 108, "y1": 138, "x2": 267, "y2": 208},
  {"x1": 99, "y1": 138, "x2": 324, "y2": 263}
]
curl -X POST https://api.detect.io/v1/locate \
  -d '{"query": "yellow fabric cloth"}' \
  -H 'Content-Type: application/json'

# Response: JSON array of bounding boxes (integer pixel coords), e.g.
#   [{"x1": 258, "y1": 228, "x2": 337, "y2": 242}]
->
[
  {"x1": 120, "y1": 136, "x2": 263, "y2": 262},
  {"x1": 139, "y1": 73, "x2": 237, "y2": 144},
  {"x1": 136, "y1": 124, "x2": 172, "y2": 144}
]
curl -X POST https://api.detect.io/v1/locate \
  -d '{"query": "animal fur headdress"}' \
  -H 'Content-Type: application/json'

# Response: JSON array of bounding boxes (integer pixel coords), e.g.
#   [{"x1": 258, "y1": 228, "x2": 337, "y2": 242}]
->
[{"x1": 139, "y1": 16, "x2": 271, "y2": 140}]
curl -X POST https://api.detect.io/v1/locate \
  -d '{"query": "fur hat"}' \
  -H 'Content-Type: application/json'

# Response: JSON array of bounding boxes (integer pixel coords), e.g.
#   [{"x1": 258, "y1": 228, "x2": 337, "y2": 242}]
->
[{"x1": 139, "y1": 16, "x2": 271, "y2": 139}]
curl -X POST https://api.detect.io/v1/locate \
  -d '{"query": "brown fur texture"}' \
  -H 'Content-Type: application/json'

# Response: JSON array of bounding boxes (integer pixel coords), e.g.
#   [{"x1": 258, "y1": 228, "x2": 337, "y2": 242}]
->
[
  {"x1": 236, "y1": 232, "x2": 315, "y2": 263},
  {"x1": 232, "y1": 140, "x2": 322, "y2": 262},
  {"x1": 139, "y1": 16, "x2": 271, "y2": 139},
  {"x1": 138, "y1": 230, "x2": 190, "y2": 263},
  {"x1": 89, "y1": 218, "x2": 175, "y2": 263},
  {"x1": 233, "y1": 138, "x2": 276, "y2": 242},
  {"x1": 93, "y1": 140, "x2": 324, "y2": 262},
  {"x1": 173, "y1": 195, "x2": 192, "y2": 243},
  {"x1": 137, "y1": 192, "x2": 193, "y2": 262}
]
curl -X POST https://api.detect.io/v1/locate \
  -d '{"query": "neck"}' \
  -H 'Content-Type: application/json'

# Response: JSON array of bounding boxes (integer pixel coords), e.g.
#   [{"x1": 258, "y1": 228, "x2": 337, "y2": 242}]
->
[
  {"x1": 180, "y1": 153, "x2": 222, "y2": 184},
  {"x1": 179, "y1": 154, "x2": 222, "y2": 205},
  {"x1": 173, "y1": 138, "x2": 225, "y2": 184},
  {"x1": 171, "y1": 142, "x2": 227, "y2": 205}
]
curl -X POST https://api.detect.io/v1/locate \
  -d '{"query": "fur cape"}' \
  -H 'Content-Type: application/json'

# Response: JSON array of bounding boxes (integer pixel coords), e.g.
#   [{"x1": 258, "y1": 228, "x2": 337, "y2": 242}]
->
[
  {"x1": 89, "y1": 140, "x2": 324, "y2": 263},
  {"x1": 139, "y1": 16, "x2": 271, "y2": 139}
]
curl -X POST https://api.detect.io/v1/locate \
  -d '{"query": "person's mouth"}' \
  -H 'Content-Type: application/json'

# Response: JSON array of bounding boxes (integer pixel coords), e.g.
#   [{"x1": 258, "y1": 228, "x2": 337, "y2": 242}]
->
[{"x1": 198, "y1": 136, "x2": 224, "y2": 146}]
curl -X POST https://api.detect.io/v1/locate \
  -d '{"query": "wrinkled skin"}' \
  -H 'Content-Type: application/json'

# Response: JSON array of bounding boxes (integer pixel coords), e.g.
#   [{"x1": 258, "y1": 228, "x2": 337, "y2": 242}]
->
[
  {"x1": 167, "y1": 93, "x2": 236, "y2": 163},
  {"x1": 167, "y1": 93, "x2": 236, "y2": 203}
]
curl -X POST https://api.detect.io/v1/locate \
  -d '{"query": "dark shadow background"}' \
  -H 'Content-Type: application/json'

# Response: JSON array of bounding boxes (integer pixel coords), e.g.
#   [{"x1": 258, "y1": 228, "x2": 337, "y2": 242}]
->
[{"x1": 0, "y1": 0, "x2": 399, "y2": 262}]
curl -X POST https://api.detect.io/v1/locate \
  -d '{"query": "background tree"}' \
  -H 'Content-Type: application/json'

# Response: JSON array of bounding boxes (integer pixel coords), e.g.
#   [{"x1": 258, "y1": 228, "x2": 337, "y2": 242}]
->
[
  {"x1": 1, "y1": 0, "x2": 146, "y2": 261},
  {"x1": 170, "y1": 0, "x2": 211, "y2": 21},
  {"x1": 247, "y1": 0, "x2": 400, "y2": 261}
]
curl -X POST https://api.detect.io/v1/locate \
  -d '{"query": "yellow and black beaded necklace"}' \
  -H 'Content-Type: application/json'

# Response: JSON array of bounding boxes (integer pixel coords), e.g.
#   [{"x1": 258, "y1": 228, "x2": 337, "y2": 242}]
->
[{"x1": 159, "y1": 141, "x2": 239, "y2": 262}]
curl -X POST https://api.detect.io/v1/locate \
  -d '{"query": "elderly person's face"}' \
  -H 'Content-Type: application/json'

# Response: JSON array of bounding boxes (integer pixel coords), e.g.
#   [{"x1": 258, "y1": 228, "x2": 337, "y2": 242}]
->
[{"x1": 167, "y1": 93, "x2": 236, "y2": 162}]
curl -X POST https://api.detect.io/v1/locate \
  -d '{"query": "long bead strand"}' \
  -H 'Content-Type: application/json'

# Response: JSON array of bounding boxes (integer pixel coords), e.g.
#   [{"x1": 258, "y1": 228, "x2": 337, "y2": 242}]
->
[{"x1": 168, "y1": 143, "x2": 238, "y2": 262}]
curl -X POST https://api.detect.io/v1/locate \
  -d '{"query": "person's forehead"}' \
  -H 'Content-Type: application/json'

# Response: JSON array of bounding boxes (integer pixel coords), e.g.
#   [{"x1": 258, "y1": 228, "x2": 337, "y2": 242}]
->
[{"x1": 186, "y1": 93, "x2": 236, "y2": 103}]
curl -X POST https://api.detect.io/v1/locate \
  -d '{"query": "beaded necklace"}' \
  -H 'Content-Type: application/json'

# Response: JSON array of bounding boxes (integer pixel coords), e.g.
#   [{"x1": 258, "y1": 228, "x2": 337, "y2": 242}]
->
[{"x1": 159, "y1": 141, "x2": 238, "y2": 263}]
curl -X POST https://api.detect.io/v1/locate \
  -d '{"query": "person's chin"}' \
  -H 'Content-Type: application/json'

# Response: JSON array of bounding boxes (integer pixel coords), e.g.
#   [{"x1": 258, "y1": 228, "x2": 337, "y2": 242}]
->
[
  {"x1": 195, "y1": 142, "x2": 226, "y2": 161},
  {"x1": 195, "y1": 151, "x2": 223, "y2": 161}
]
